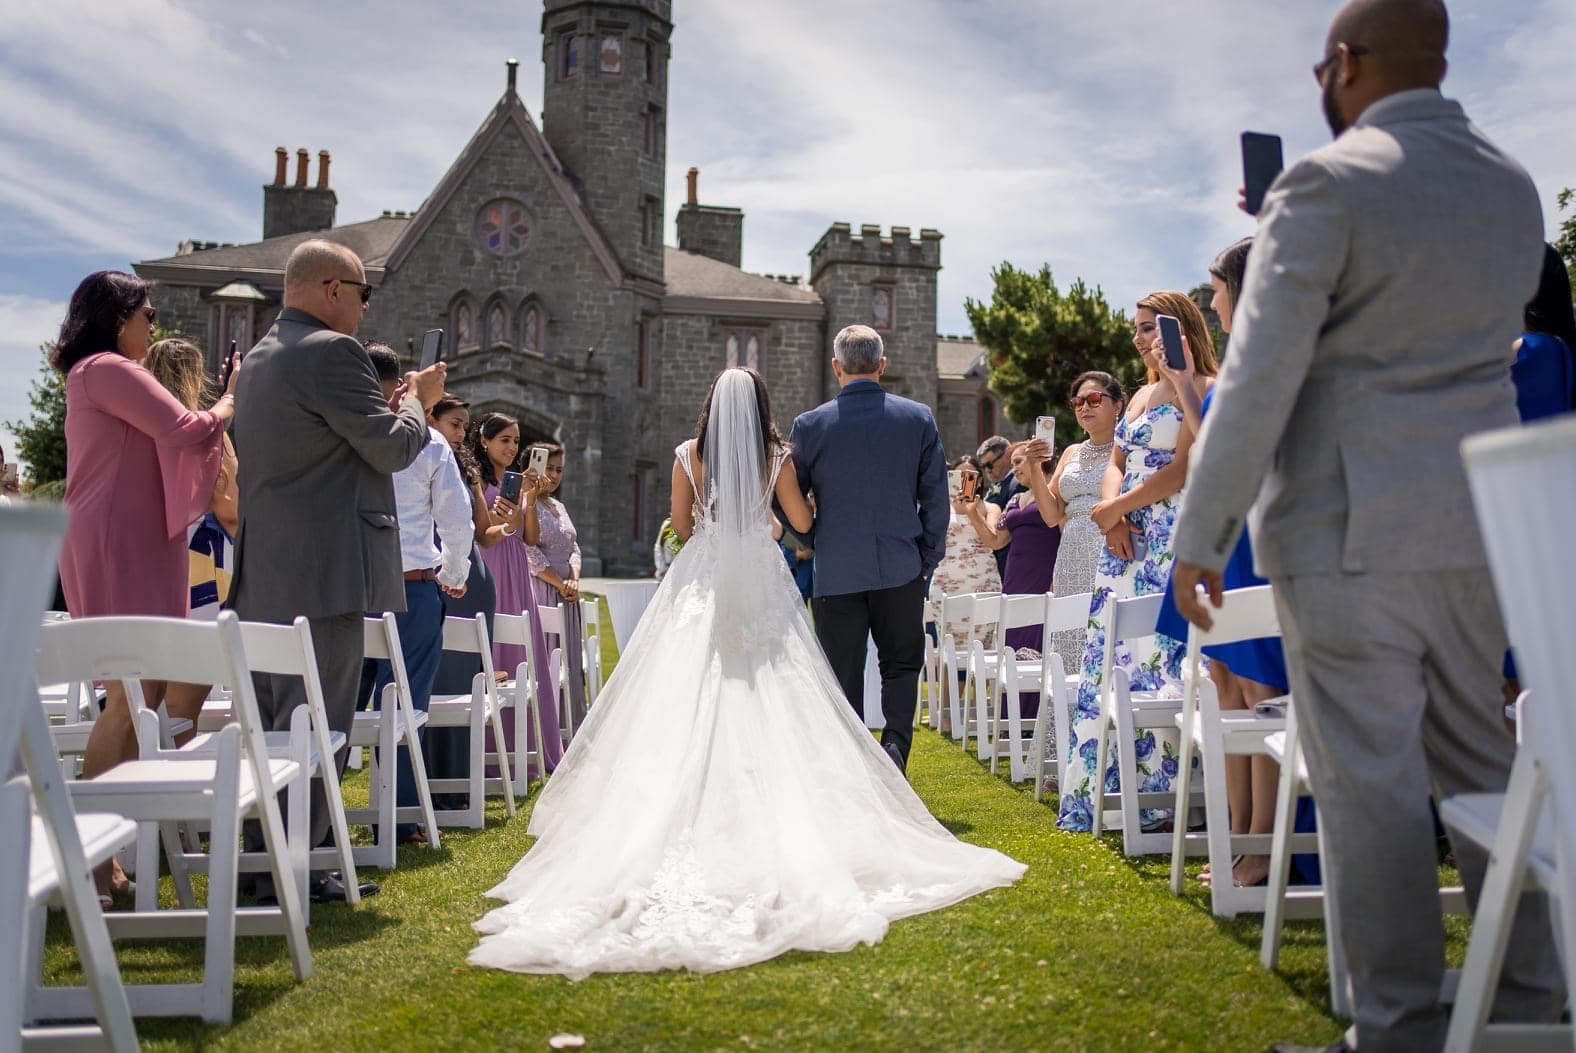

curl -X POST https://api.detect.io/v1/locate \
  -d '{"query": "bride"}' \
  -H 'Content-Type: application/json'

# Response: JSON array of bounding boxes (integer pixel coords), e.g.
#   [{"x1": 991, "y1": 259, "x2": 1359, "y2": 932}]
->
[{"x1": 470, "y1": 367, "x2": 1025, "y2": 978}]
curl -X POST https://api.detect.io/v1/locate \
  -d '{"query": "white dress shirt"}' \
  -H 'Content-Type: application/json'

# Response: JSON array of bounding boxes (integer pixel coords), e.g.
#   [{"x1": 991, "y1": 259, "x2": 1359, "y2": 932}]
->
[{"x1": 393, "y1": 427, "x2": 473, "y2": 589}]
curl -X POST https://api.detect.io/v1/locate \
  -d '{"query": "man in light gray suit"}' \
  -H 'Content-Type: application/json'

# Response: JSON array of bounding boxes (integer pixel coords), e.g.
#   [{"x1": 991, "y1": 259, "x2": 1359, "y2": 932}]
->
[
  {"x1": 231, "y1": 239, "x2": 446, "y2": 901},
  {"x1": 1170, "y1": 2, "x2": 1562, "y2": 1049}
]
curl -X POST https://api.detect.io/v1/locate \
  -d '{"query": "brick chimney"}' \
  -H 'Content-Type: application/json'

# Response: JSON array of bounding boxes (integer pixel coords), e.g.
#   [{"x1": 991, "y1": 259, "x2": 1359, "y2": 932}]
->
[
  {"x1": 264, "y1": 146, "x2": 338, "y2": 239},
  {"x1": 675, "y1": 167, "x2": 744, "y2": 268}
]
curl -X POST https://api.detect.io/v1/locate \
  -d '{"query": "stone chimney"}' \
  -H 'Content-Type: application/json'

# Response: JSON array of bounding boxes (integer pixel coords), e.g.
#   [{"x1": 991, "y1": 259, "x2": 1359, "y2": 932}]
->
[
  {"x1": 264, "y1": 146, "x2": 338, "y2": 239},
  {"x1": 675, "y1": 167, "x2": 744, "y2": 268}
]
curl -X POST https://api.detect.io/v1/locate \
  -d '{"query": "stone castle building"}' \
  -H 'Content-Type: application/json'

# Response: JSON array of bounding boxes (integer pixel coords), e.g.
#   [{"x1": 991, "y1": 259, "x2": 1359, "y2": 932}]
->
[{"x1": 134, "y1": 0, "x2": 998, "y2": 574}]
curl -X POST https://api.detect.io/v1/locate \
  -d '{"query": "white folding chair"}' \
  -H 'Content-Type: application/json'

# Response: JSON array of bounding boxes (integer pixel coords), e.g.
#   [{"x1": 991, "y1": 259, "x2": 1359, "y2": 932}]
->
[
  {"x1": 981, "y1": 593, "x2": 1050, "y2": 771},
  {"x1": 1031, "y1": 592, "x2": 1093, "y2": 802},
  {"x1": 535, "y1": 604, "x2": 573, "y2": 744},
  {"x1": 34, "y1": 613, "x2": 311, "y2": 1024},
  {"x1": 1087, "y1": 593, "x2": 1193, "y2": 855},
  {"x1": 579, "y1": 597, "x2": 604, "y2": 706},
  {"x1": 2, "y1": 504, "x2": 137, "y2": 1051},
  {"x1": 184, "y1": 618, "x2": 360, "y2": 912},
  {"x1": 917, "y1": 631, "x2": 940, "y2": 729},
  {"x1": 427, "y1": 614, "x2": 516, "y2": 827},
  {"x1": 347, "y1": 614, "x2": 442, "y2": 867},
  {"x1": 934, "y1": 592, "x2": 990, "y2": 740},
  {"x1": 1441, "y1": 417, "x2": 1576, "y2": 1051},
  {"x1": 492, "y1": 613, "x2": 551, "y2": 797},
  {"x1": 1167, "y1": 585, "x2": 1296, "y2": 917},
  {"x1": 959, "y1": 594, "x2": 1003, "y2": 755}
]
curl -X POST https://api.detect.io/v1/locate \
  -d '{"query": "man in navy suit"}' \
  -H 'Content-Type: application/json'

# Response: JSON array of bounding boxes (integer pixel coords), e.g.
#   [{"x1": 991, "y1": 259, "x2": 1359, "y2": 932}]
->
[{"x1": 789, "y1": 325, "x2": 948, "y2": 772}]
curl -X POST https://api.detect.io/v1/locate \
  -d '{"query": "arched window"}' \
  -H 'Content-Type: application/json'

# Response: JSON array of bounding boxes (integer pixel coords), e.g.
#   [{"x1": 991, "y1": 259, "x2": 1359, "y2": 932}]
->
[
  {"x1": 519, "y1": 301, "x2": 544, "y2": 355},
  {"x1": 485, "y1": 298, "x2": 510, "y2": 350},
  {"x1": 452, "y1": 295, "x2": 477, "y2": 353}
]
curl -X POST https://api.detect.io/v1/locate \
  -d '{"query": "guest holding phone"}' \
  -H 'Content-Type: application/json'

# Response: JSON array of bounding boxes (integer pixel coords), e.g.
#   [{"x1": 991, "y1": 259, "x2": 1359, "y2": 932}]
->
[
  {"x1": 54, "y1": 271, "x2": 234, "y2": 899},
  {"x1": 966, "y1": 442, "x2": 1061, "y2": 658},
  {"x1": 522, "y1": 442, "x2": 590, "y2": 727},
  {"x1": 470, "y1": 413, "x2": 563, "y2": 772},
  {"x1": 928, "y1": 455, "x2": 1002, "y2": 649},
  {"x1": 1155, "y1": 239, "x2": 1290, "y2": 889},
  {"x1": 1057, "y1": 292, "x2": 1217, "y2": 834}
]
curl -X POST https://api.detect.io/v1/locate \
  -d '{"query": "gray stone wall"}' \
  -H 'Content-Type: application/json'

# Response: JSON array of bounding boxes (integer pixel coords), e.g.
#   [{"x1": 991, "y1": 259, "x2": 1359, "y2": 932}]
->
[
  {"x1": 935, "y1": 385, "x2": 1005, "y2": 464},
  {"x1": 675, "y1": 205, "x2": 743, "y2": 267},
  {"x1": 541, "y1": 0, "x2": 671, "y2": 282},
  {"x1": 809, "y1": 224, "x2": 941, "y2": 407},
  {"x1": 263, "y1": 186, "x2": 336, "y2": 240}
]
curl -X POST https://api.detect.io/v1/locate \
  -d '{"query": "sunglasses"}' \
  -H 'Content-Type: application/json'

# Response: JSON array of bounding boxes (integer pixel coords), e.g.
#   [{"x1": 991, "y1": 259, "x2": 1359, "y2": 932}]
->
[
  {"x1": 324, "y1": 277, "x2": 374, "y2": 304},
  {"x1": 1313, "y1": 42, "x2": 1368, "y2": 83},
  {"x1": 1071, "y1": 391, "x2": 1112, "y2": 410},
  {"x1": 140, "y1": 305, "x2": 158, "y2": 325}
]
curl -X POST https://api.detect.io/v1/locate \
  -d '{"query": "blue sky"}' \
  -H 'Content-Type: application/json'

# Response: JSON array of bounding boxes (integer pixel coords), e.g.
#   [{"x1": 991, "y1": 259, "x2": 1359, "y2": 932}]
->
[{"x1": 3, "y1": 0, "x2": 1573, "y2": 468}]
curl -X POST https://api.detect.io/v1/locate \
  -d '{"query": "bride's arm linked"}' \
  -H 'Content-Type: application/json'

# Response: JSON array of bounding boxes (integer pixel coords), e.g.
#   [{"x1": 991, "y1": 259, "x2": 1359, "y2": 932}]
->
[{"x1": 774, "y1": 455, "x2": 813, "y2": 534}]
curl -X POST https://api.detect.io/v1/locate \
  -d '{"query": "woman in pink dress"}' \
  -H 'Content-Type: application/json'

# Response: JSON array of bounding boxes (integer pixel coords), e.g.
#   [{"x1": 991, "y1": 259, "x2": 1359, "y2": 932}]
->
[
  {"x1": 54, "y1": 271, "x2": 235, "y2": 895},
  {"x1": 469, "y1": 412, "x2": 564, "y2": 774}
]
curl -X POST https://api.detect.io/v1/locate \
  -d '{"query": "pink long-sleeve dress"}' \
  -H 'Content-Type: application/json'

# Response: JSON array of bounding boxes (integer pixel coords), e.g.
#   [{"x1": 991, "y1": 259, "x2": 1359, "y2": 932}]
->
[{"x1": 59, "y1": 351, "x2": 227, "y2": 618}]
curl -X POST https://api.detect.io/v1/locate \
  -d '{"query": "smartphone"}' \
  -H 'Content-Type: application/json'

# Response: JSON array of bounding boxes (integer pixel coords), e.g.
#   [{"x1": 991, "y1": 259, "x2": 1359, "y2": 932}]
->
[
  {"x1": 1156, "y1": 314, "x2": 1186, "y2": 372},
  {"x1": 218, "y1": 338, "x2": 239, "y2": 390},
  {"x1": 418, "y1": 328, "x2": 445, "y2": 370},
  {"x1": 498, "y1": 470, "x2": 524, "y2": 505},
  {"x1": 947, "y1": 469, "x2": 963, "y2": 496},
  {"x1": 960, "y1": 471, "x2": 979, "y2": 501},
  {"x1": 1035, "y1": 415, "x2": 1056, "y2": 445},
  {"x1": 527, "y1": 446, "x2": 550, "y2": 477},
  {"x1": 1241, "y1": 131, "x2": 1284, "y2": 216}
]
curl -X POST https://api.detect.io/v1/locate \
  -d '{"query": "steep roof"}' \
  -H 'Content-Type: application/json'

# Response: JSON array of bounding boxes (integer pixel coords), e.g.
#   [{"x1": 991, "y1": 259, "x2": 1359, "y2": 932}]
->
[
  {"x1": 137, "y1": 215, "x2": 411, "y2": 285},
  {"x1": 937, "y1": 337, "x2": 986, "y2": 380},
  {"x1": 663, "y1": 248, "x2": 820, "y2": 303},
  {"x1": 381, "y1": 90, "x2": 622, "y2": 284}
]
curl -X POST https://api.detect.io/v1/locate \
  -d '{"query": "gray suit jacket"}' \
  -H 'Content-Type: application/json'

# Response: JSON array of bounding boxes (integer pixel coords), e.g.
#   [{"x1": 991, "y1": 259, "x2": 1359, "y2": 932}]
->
[
  {"x1": 1173, "y1": 90, "x2": 1544, "y2": 578},
  {"x1": 229, "y1": 307, "x2": 429, "y2": 621}
]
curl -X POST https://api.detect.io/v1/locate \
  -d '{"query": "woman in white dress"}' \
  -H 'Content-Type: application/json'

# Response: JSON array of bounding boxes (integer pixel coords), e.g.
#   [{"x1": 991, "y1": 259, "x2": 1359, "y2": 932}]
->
[{"x1": 471, "y1": 367, "x2": 1025, "y2": 979}]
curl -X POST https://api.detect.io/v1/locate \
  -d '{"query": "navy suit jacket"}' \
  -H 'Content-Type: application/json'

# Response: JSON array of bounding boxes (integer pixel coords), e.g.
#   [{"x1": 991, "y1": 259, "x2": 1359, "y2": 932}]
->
[{"x1": 788, "y1": 380, "x2": 948, "y2": 598}]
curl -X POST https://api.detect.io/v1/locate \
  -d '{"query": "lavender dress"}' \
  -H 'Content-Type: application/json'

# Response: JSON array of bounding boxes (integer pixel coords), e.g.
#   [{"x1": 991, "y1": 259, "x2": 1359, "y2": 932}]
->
[
  {"x1": 529, "y1": 497, "x2": 589, "y2": 727},
  {"x1": 480, "y1": 484, "x2": 564, "y2": 774}
]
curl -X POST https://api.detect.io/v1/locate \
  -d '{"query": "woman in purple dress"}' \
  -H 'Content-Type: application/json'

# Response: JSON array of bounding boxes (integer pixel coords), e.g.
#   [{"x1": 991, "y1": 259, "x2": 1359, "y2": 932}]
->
[
  {"x1": 470, "y1": 413, "x2": 563, "y2": 773},
  {"x1": 523, "y1": 442, "x2": 589, "y2": 728},
  {"x1": 965, "y1": 440, "x2": 1062, "y2": 655}
]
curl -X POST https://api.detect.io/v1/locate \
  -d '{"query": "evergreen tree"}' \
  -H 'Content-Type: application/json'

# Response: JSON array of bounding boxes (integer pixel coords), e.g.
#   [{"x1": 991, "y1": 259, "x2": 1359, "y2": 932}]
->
[
  {"x1": 6, "y1": 345, "x2": 66, "y2": 485},
  {"x1": 1557, "y1": 187, "x2": 1576, "y2": 291},
  {"x1": 965, "y1": 264, "x2": 1143, "y2": 453}
]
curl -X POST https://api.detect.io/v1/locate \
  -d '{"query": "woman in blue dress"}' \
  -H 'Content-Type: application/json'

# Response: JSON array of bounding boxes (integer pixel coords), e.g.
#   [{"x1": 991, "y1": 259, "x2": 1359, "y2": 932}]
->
[
  {"x1": 1511, "y1": 243, "x2": 1575, "y2": 423},
  {"x1": 1155, "y1": 238, "x2": 1289, "y2": 889}
]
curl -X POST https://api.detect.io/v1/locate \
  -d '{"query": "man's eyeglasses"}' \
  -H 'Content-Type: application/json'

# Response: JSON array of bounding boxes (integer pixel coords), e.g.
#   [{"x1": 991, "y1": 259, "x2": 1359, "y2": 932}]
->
[
  {"x1": 1071, "y1": 391, "x2": 1111, "y2": 410},
  {"x1": 1313, "y1": 43, "x2": 1368, "y2": 83},
  {"x1": 978, "y1": 456, "x2": 1000, "y2": 471},
  {"x1": 324, "y1": 278, "x2": 374, "y2": 304}
]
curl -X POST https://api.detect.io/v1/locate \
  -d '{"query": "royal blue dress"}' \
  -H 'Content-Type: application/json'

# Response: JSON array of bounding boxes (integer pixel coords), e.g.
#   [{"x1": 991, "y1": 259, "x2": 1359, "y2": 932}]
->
[
  {"x1": 1155, "y1": 388, "x2": 1289, "y2": 693},
  {"x1": 1511, "y1": 331, "x2": 1574, "y2": 424}
]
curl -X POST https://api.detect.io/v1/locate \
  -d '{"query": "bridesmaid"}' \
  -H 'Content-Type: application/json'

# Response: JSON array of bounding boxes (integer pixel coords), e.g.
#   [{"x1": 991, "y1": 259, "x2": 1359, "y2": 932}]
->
[
  {"x1": 1022, "y1": 371, "x2": 1125, "y2": 680},
  {"x1": 523, "y1": 442, "x2": 589, "y2": 729},
  {"x1": 967, "y1": 441, "x2": 1061, "y2": 657},
  {"x1": 469, "y1": 413, "x2": 563, "y2": 775},
  {"x1": 1056, "y1": 293, "x2": 1218, "y2": 833},
  {"x1": 55, "y1": 272, "x2": 234, "y2": 896}
]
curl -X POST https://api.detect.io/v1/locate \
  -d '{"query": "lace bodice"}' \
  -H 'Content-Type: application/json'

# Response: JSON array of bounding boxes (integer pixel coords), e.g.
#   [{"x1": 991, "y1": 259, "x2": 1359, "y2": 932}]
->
[
  {"x1": 1057, "y1": 440, "x2": 1114, "y2": 518},
  {"x1": 674, "y1": 440, "x2": 788, "y2": 534}
]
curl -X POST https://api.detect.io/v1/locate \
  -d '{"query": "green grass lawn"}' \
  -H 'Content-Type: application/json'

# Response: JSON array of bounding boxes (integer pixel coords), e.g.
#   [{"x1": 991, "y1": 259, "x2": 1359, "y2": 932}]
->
[{"x1": 40, "y1": 599, "x2": 1455, "y2": 1052}]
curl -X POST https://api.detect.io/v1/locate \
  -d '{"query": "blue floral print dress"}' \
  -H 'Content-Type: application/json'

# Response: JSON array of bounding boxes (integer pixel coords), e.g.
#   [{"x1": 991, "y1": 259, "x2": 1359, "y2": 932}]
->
[{"x1": 1056, "y1": 399, "x2": 1188, "y2": 832}]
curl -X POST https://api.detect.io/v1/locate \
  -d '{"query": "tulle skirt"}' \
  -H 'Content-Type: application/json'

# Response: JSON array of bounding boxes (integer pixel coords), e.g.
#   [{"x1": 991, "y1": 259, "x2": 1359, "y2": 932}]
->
[{"x1": 470, "y1": 526, "x2": 1025, "y2": 978}]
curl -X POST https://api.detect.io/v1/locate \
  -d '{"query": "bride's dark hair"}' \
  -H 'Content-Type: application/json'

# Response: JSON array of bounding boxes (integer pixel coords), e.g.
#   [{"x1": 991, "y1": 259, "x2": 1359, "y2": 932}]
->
[{"x1": 694, "y1": 366, "x2": 786, "y2": 458}]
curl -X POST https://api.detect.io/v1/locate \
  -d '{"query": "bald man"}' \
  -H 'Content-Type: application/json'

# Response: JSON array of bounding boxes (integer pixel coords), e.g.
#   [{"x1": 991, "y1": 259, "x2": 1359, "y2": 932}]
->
[
  {"x1": 231, "y1": 239, "x2": 446, "y2": 902},
  {"x1": 1169, "y1": 2, "x2": 1561, "y2": 1049}
]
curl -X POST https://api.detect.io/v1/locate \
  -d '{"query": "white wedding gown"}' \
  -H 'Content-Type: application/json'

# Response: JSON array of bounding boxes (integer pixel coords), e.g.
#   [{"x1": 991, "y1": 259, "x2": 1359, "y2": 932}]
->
[{"x1": 470, "y1": 432, "x2": 1025, "y2": 979}]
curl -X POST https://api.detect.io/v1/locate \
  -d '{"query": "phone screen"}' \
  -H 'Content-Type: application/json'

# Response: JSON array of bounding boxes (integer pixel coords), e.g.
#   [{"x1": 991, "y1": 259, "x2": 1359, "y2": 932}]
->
[
  {"x1": 419, "y1": 329, "x2": 445, "y2": 370},
  {"x1": 1156, "y1": 314, "x2": 1186, "y2": 372},
  {"x1": 219, "y1": 339, "x2": 239, "y2": 388},
  {"x1": 1241, "y1": 131, "x2": 1284, "y2": 216},
  {"x1": 499, "y1": 470, "x2": 524, "y2": 505}
]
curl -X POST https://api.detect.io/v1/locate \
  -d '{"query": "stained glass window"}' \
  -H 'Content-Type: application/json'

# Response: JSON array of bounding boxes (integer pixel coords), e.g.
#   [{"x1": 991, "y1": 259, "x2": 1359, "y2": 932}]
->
[
  {"x1": 520, "y1": 303, "x2": 543, "y2": 354},
  {"x1": 476, "y1": 199, "x2": 531, "y2": 256}
]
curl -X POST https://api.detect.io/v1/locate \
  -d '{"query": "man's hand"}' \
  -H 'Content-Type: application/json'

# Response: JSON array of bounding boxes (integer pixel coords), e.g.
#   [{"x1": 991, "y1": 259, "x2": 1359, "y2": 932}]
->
[
  {"x1": 441, "y1": 583, "x2": 468, "y2": 599},
  {"x1": 1170, "y1": 559, "x2": 1225, "y2": 632},
  {"x1": 406, "y1": 362, "x2": 448, "y2": 411}
]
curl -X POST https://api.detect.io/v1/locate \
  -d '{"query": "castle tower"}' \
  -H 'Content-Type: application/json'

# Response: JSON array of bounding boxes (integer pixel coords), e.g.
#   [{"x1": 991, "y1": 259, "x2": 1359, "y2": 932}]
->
[
  {"x1": 809, "y1": 223, "x2": 943, "y2": 404},
  {"x1": 541, "y1": 0, "x2": 672, "y2": 283}
]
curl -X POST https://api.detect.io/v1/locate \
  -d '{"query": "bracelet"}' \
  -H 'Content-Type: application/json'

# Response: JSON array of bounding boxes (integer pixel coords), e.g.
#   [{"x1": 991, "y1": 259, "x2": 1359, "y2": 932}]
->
[{"x1": 501, "y1": 524, "x2": 515, "y2": 537}]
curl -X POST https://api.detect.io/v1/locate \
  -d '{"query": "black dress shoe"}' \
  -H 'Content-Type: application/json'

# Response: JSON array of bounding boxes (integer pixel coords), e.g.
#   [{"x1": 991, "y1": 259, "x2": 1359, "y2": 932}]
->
[
  {"x1": 883, "y1": 741, "x2": 908, "y2": 776},
  {"x1": 310, "y1": 871, "x2": 380, "y2": 903}
]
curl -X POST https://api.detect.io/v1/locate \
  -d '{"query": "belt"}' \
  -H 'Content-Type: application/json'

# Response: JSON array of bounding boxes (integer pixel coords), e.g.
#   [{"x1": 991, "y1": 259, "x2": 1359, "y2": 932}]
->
[{"x1": 404, "y1": 569, "x2": 438, "y2": 583}]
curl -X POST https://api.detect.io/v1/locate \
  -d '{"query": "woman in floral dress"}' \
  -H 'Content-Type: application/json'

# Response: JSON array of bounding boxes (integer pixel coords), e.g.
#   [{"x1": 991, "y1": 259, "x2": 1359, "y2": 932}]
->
[
  {"x1": 926, "y1": 455, "x2": 1003, "y2": 648},
  {"x1": 1056, "y1": 292, "x2": 1218, "y2": 832}
]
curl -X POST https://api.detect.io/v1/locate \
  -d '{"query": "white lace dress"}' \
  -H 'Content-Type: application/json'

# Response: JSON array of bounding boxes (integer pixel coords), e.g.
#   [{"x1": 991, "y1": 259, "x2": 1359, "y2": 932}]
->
[{"x1": 470, "y1": 441, "x2": 1025, "y2": 978}]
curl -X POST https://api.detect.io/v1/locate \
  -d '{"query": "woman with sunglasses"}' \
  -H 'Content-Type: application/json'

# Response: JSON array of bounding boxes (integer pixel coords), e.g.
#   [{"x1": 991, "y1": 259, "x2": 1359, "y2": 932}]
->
[
  {"x1": 53, "y1": 271, "x2": 236, "y2": 901},
  {"x1": 1020, "y1": 371, "x2": 1125, "y2": 681}
]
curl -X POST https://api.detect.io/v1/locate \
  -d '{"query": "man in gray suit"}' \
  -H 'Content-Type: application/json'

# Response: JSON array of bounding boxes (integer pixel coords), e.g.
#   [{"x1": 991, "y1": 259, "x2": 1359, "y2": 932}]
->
[
  {"x1": 231, "y1": 239, "x2": 445, "y2": 900},
  {"x1": 1171, "y1": 2, "x2": 1562, "y2": 1048}
]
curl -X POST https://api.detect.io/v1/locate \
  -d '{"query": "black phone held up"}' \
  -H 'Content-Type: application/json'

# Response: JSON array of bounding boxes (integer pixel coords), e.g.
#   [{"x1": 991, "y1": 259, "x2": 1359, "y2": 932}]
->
[
  {"x1": 1241, "y1": 131, "x2": 1284, "y2": 216},
  {"x1": 1156, "y1": 314, "x2": 1187, "y2": 372},
  {"x1": 499, "y1": 470, "x2": 524, "y2": 505},
  {"x1": 419, "y1": 328, "x2": 445, "y2": 370},
  {"x1": 219, "y1": 338, "x2": 239, "y2": 389}
]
